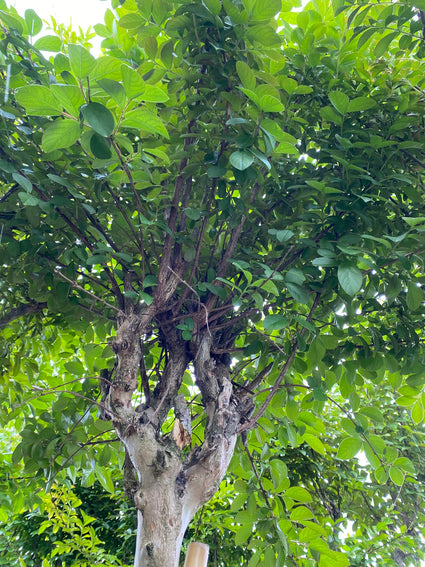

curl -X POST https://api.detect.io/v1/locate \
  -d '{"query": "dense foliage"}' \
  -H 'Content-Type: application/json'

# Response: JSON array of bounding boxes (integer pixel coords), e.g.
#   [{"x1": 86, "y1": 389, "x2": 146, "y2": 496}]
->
[{"x1": 1, "y1": 0, "x2": 425, "y2": 564}]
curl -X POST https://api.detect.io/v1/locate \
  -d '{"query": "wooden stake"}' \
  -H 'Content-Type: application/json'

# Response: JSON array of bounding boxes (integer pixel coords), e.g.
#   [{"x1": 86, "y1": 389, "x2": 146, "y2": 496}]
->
[{"x1": 184, "y1": 542, "x2": 209, "y2": 567}]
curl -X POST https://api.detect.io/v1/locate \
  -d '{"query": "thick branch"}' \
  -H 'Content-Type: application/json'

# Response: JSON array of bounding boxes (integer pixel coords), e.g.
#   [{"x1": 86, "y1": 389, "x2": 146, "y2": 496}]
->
[
  {"x1": 0, "y1": 183, "x2": 19, "y2": 203},
  {"x1": 150, "y1": 340, "x2": 189, "y2": 424},
  {"x1": 0, "y1": 300, "x2": 47, "y2": 328},
  {"x1": 109, "y1": 307, "x2": 156, "y2": 421},
  {"x1": 155, "y1": 122, "x2": 196, "y2": 307},
  {"x1": 205, "y1": 182, "x2": 260, "y2": 312}
]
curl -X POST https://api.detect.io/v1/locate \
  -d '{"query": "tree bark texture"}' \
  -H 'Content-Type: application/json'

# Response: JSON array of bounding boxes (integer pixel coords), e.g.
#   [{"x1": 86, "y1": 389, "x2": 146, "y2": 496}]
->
[{"x1": 106, "y1": 312, "x2": 249, "y2": 567}]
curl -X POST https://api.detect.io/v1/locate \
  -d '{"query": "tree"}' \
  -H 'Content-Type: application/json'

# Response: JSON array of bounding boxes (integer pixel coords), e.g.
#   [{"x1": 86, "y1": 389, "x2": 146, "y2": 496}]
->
[{"x1": 1, "y1": 0, "x2": 425, "y2": 565}]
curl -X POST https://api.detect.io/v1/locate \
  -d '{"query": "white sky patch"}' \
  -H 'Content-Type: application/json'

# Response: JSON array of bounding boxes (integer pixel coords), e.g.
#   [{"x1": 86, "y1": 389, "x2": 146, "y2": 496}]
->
[{"x1": 11, "y1": 0, "x2": 107, "y2": 29}]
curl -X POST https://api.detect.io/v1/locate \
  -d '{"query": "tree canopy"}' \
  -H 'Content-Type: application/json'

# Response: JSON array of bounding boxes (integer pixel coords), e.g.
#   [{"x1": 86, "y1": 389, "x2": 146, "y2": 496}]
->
[{"x1": 1, "y1": 0, "x2": 425, "y2": 565}]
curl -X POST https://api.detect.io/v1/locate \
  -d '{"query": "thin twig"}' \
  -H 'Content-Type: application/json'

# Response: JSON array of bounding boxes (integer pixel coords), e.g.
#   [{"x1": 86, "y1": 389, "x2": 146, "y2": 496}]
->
[
  {"x1": 54, "y1": 269, "x2": 124, "y2": 316},
  {"x1": 0, "y1": 183, "x2": 19, "y2": 203},
  {"x1": 241, "y1": 431, "x2": 276, "y2": 518},
  {"x1": 239, "y1": 292, "x2": 321, "y2": 433},
  {"x1": 43, "y1": 429, "x2": 116, "y2": 492},
  {"x1": 22, "y1": 387, "x2": 121, "y2": 420},
  {"x1": 168, "y1": 265, "x2": 211, "y2": 336}
]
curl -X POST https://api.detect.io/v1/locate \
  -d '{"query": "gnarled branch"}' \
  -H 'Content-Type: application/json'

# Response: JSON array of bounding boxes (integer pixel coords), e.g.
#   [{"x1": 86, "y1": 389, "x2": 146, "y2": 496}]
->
[{"x1": 0, "y1": 300, "x2": 46, "y2": 328}]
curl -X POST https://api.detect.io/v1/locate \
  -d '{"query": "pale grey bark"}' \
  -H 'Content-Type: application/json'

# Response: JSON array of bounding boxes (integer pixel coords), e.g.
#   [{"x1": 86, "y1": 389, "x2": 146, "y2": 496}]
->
[{"x1": 105, "y1": 309, "x2": 251, "y2": 567}]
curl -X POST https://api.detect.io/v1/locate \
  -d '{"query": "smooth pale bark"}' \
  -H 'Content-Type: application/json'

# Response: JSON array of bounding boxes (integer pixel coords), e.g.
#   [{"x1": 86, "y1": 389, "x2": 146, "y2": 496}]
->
[
  {"x1": 108, "y1": 313, "x2": 247, "y2": 567},
  {"x1": 126, "y1": 422, "x2": 237, "y2": 567}
]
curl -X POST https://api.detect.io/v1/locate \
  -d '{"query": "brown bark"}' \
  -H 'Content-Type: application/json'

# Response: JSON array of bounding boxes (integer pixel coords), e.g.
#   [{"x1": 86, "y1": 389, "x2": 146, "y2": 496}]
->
[{"x1": 0, "y1": 300, "x2": 47, "y2": 328}]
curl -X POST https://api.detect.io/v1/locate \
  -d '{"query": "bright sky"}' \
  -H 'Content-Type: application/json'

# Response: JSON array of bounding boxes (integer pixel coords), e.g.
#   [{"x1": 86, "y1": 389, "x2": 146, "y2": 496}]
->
[{"x1": 11, "y1": 0, "x2": 107, "y2": 29}]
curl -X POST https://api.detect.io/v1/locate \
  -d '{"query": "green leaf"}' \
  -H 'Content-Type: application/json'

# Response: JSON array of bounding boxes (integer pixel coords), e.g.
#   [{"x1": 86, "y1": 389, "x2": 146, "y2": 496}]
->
[
  {"x1": 203, "y1": 0, "x2": 222, "y2": 15},
  {"x1": 286, "y1": 282, "x2": 309, "y2": 304},
  {"x1": 18, "y1": 192, "x2": 39, "y2": 206},
  {"x1": 280, "y1": 76, "x2": 298, "y2": 94},
  {"x1": 51, "y1": 85, "x2": 84, "y2": 117},
  {"x1": 68, "y1": 44, "x2": 96, "y2": 78},
  {"x1": 286, "y1": 399, "x2": 299, "y2": 421},
  {"x1": 144, "y1": 36, "x2": 158, "y2": 59},
  {"x1": 347, "y1": 97, "x2": 377, "y2": 112},
  {"x1": 236, "y1": 61, "x2": 256, "y2": 90},
  {"x1": 374, "y1": 466, "x2": 388, "y2": 484},
  {"x1": 118, "y1": 13, "x2": 144, "y2": 29},
  {"x1": 252, "y1": 0, "x2": 281, "y2": 20},
  {"x1": 290, "y1": 506, "x2": 314, "y2": 522},
  {"x1": 97, "y1": 78, "x2": 126, "y2": 107},
  {"x1": 299, "y1": 522, "x2": 328, "y2": 543},
  {"x1": 120, "y1": 108, "x2": 169, "y2": 138},
  {"x1": 312, "y1": 257, "x2": 336, "y2": 267},
  {"x1": 328, "y1": 91, "x2": 349, "y2": 115},
  {"x1": 393, "y1": 457, "x2": 415, "y2": 475},
  {"x1": 402, "y1": 216, "x2": 425, "y2": 227},
  {"x1": 121, "y1": 65, "x2": 146, "y2": 98},
  {"x1": 320, "y1": 105, "x2": 342, "y2": 125},
  {"x1": 263, "y1": 314, "x2": 289, "y2": 331},
  {"x1": 270, "y1": 459, "x2": 288, "y2": 490},
  {"x1": 234, "y1": 522, "x2": 253, "y2": 545},
  {"x1": 229, "y1": 150, "x2": 254, "y2": 170},
  {"x1": 406, "y1": 282, "x2": 423, "y2": 311},
  {"x1": 34, "y1": 35, "x2": 62, "y2": 51},
  {"x1": 396, "y1": 395, "x2": 416, "y2": 407},
  {"x1": 358, "y1": 407, "x2": 384, "y2": 423},
  {"x1": 261, "y1": 119, "x2": 297, "y2": 144},
  {"x1": 64, "y1": 360, "x2": 85, "y2": 375},
  {"x1": 276, "y1": 141, "x2": 299, "y2": 155},
  {"x1": 337, "y1": 437, "x2": 362, "y2": 459},
  {"x1": 160, "y1": 40, "x2": 174, "y2": 68},
  {"x1": 95, "y1": 465, "x2": 115, "y2": 493},
  {"x1": 411, "y1": 401, "x2": 424, "y2": 424},
  {"x1": 25, "y1": 9, "x2": 42, "y2": 36},
  {"x1": 140, "y1": 291, "x2": 154, "y2": 306},
  {"x1": 268, "y1": 228, "x2": 295, "y2": 242},
  {"x1": 81, "y1": 103, "x2": 115, "y2": 137},
  {"x1": 374, "y1": 32, "x2": 398, "y2": 58},
  {"x1": 0, "y1": 10, "x2": 24, "y2": 33},
  {"x1": 185, "y1": 207, "x2": 202, "y2": 220},
  {"x1": 285, "y1": 486, "x2": 312, "y2": 502},
  {"x1": 303, "y1": 433, "x2": 325, "y2": 455},
  {"x1": 338, "y1": 262, "x2": 362, "y2": 295},
  {"x1": 90, "y1": 133, "x2": 112, "y2": 159},
  {"x1": 12, "y1": 172, "x2": 32, "y2": 193},
  {"x1": 207, "y1": 165, "x2": 226, "y2": 178},
  {"x1": 253, "y1": 279, "x2": 279, "y2": 296},
  {"x1": 41, "y1": 119, "x2": 81, "y2": 153},
  {"x1": 367, "y1": 434, "x2": 385, "y2": 455},
  {"x1": 246, "y1": 24, "x2": 281, "y2": 46},
  {"x1": 389, "y1": 466, "x2": 404, "y2": 486},
  {"x1": 15, "y1": 85, "x2": 63, "y2": 116},
  {"x1": 239, "y1": 87, "x2": 260, "y2": 106},
  {"x1": 138, "y1": 85, "x2": 169, "y2": 103},
  {"x1": 91, "y1": 56, "x2": 123, "y2": 81},
  {"x1": 294, "y1": 85, "x2": 313, "y2": 94},
  {"x1": 260, "y1": 95, "x2": 284, "y2": 112}
]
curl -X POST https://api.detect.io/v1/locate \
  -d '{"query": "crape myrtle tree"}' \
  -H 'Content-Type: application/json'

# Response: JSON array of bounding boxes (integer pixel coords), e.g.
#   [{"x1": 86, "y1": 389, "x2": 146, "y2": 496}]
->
[{"x1": 1, "y1": 0, "x2": 425, "y2": 565}]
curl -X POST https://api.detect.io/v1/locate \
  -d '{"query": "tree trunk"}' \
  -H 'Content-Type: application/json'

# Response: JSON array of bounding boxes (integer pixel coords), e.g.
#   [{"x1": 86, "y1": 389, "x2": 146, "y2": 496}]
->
[
  {"x1": 125, "y1": 424, "x2": 237, "y2": 567},
  {"x1": 133, "y1": 480, "x2": 185, "y2": 567},
  {"x1": 108, "y1": 319, "x2": 247, "y2": 567}
]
